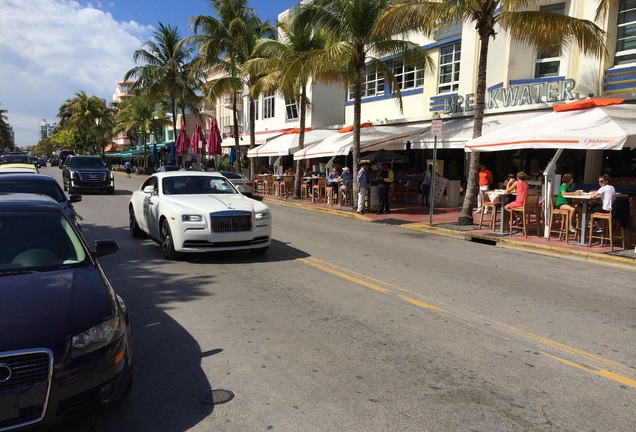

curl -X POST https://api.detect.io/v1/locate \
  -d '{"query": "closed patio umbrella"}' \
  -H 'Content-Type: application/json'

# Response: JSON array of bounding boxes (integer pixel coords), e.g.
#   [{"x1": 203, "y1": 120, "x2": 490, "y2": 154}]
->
[
  {"x1": 208, "y1": 118, "x2": 222, "y2": 171},
  {"x1": 175, "y1": 125, "x2": 190, "y2": 167},
  {"x1": 170, "y1": 142, "x2": 176, "y2": 166},
  {"x1": 191, "y1": 122, "x2": 206, "y2": 170}
]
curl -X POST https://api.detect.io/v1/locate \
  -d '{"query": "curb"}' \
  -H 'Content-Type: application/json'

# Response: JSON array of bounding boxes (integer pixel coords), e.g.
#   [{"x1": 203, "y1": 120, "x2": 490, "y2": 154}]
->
[{"x1": 264, "y1": 197, "x2": 636, "y2": 268}]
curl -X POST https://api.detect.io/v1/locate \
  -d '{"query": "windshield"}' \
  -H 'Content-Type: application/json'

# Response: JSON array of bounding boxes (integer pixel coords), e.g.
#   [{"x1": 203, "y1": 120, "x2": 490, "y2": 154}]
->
[
  {"x1": 162, "y1": 175, "x2": 239, "y2": 195},
  {"x1": 71, "y1": 157, "x2": 106, "y2": 168},
  {"x1": 0, "y1": 212, "x2": 88, "y2": 274},
  {"x1": 2, "y1": 155, "x2": 31, "y2": 164},
  {"x1": 0, "y1": 180, "x2": 66, "y2": 202}
]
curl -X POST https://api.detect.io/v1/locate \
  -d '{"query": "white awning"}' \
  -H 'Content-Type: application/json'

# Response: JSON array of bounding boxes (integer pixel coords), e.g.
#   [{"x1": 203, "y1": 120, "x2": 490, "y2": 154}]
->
[
  {"x1": 247, "y1": 129, "x2": 334, "y2": 157},
  {"x1": 221, "y1": 130, "x2": 285, "y2": 147},
  {"x1": 464, "y1": 104, "x2": 636, "y2": 152},
  {"x1": 411, "y1": 110, "x2": 544, "y2": 150},
  {"x1": 293, "y1": 123, "x2": 429, "y2": 160}
]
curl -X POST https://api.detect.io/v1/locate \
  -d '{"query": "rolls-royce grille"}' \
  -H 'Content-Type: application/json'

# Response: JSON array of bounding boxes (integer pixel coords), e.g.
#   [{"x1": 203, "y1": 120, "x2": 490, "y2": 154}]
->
[
  {"x1": 0, "y1": 350, "x2": 52, "y2": 430},
  {"x1": 77, "y1": 170, "x2": 107, "y2": 182},
  {"x1": 210, "y1": 211, "x2": 252, "y2": 232}
]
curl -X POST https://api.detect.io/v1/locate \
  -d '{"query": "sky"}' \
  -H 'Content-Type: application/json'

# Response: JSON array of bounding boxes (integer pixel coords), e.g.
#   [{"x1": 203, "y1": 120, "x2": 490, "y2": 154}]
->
[{"x1": 0, "y1": 0, "x2": 298, "y2": 148}]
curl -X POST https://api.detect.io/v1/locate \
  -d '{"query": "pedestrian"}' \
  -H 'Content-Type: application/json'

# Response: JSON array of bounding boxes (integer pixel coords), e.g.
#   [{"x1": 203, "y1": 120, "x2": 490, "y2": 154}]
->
[
  {"x1": 124, "y1": 160, "x2": 132, "y2": 178},
  {"x1": 356, "y1": 162, "x2": 369, "y2": 214},
  {"x1": 475, "y1": 163, "x2": 493, "y2": 213},
  {"x1": 376, "y1": 162, "x2": 394, "y2": 214},
  {"x1": 421, "y1": 164, "x2": 432, "y2": 207}
]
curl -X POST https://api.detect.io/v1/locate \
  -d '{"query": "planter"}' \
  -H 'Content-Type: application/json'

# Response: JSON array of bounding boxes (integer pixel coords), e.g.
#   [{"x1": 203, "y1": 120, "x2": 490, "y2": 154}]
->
[{"x1": 445, "y1": 180, "x2": 461, "y2": 207}]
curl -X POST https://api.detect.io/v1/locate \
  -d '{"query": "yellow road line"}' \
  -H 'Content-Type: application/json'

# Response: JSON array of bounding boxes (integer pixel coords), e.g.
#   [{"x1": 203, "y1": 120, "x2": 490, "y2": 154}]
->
[{"x1": 295, "y1": 254, "x2": 636, "y2": 387}]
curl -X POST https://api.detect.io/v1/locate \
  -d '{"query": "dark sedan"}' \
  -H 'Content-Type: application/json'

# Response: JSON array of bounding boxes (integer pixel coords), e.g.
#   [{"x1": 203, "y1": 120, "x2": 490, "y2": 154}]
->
[
  {"x1": 0, "y1": 194, "x2": 132, "y2": 431},
  {"x1": 0, "y1": 173, "x2": 82, "y2": 227}
]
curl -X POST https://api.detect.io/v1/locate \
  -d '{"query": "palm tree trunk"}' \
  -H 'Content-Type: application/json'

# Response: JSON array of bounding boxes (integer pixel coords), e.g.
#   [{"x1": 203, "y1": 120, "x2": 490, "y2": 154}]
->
[
  {"x1": 249, "y1": 98, "x2": 256, "y2": 179},
  {"x1": 458, "y1": 30, "x2": 491, "y2": 225},
  {"x1": 232, "y1": 92, "x2": 241, "y2": 171},
  {"x1": 294, "y1": 85, "x2": 308, "y2": 199},
  {"x1": 352, "y1": 54, "x2": 365, "y2": 206}
]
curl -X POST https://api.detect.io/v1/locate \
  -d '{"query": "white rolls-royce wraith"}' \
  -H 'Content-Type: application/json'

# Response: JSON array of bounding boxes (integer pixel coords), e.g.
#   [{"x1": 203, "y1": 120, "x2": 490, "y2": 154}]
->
[{"x1": 128, "y1": 172, "x2": 271, "y2": 259}]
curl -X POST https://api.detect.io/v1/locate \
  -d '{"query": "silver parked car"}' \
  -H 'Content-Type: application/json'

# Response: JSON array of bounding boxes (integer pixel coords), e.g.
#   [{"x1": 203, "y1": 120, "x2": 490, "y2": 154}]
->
[{"x1": 219, "y1": 171, "x2": 254, "y2": 196}]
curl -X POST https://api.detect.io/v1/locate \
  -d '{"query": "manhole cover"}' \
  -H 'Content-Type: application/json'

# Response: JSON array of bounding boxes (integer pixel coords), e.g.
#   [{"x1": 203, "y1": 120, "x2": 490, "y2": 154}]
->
[{"x1": 200, "y1": 389, "x2": 235, "y2": 405}]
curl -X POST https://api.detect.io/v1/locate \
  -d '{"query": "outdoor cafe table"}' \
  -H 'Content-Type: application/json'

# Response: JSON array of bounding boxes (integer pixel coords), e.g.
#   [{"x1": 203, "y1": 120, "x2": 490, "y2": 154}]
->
[
  {"x1": 563, "y1": 192, "x2": 627, "y2": 246},
  {"x1": 485, "y1": 189, "x2": 516, "y2": 235}
]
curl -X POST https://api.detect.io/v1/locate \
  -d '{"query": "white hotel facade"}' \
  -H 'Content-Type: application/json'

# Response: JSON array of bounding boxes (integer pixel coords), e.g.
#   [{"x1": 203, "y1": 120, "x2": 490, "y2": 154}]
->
[{"x1": 206, "y1": 1, "x2": 636, "y2": 182}]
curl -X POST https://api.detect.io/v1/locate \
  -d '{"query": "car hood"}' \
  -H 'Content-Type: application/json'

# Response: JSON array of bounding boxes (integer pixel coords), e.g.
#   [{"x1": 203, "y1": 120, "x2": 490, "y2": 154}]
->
[
  {"x1": 0, "y1": 266, "x2": 117, "y2": 351},
  {"x1": 166, "y1": 194, "x2": 269, "y2": 214}
]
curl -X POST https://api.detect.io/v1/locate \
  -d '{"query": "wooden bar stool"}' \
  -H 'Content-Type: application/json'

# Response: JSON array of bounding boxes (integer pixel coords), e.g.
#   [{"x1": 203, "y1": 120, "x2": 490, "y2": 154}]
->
[
  {"x1": 508, "y1": 195, "x2": 528, "y2": 237},
  {"x1": 478, "y1": 190, "x2": 500, "y2": 230},
  {"x1": 548, "y1": 195, "x2": 570, "y2": 241},
  {"x1": 588, "y1": 209, "x2": 613, "y2": 250},
  {"x1": 312, "y1": 178, "x2": 326, "y2": 204}
]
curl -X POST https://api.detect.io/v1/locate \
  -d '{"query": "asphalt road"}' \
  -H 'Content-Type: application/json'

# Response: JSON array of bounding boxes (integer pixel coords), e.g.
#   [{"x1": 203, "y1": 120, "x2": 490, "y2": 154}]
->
[{"x1": 43, "y1": 167, "x2": 635, "y2": 432}]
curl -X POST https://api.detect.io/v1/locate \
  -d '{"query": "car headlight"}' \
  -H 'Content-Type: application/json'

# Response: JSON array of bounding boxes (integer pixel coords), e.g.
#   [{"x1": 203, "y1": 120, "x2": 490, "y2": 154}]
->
[
  {"x1": 255, "y1": 211, "x2": 270, "y2": 220},
  {"x1": 182, "y1": 215, "x2": 203, "y2": 222},
  {"x1": 71, "y1": 316, "x2": 120, "y2": 358}
]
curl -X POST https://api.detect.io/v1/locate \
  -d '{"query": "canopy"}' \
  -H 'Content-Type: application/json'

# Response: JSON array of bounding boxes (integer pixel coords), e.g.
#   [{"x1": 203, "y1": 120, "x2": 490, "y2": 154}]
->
[
  {"x1": 247, "y1": 129, "x2": 334, "y2": 158},
  {"x1": 221, "y1": 130, "x2": 284, "y2": 147},
  {"x1": 359, "y1": 150, "x2": 408, "y2": 164},
  {"x1": 294, "y1": 123, "x2": 428, "y2": 160},
  {"x1": 464, "y1": 103, "x2": 636, "y2": 152},
  {"x1": 412, "y1": 111, "x2": 542, "y2": 150}
]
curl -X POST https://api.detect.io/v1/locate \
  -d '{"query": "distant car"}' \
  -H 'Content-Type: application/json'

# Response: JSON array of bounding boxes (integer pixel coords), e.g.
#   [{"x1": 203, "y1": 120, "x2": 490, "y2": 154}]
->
[
  {"x1": 0, "y1": 154, "x2": 31, "y2": 165},
  {"x1": 37, "y1": 157, "x2": 47, "y2": 167},
  {"x1": 0, "y1": 163, "x2": 39, "y2": 173},
  {"x1": 49, "y1": 157, "x2": 59, "y2": 167},
  {"x1": 155, "y1": 165, "x2": 182, "y2": 172},
  {"x1": 29, "y1": 156, "x2": 41, "y2": 168},
  {"x1": 0, "y1": 193, "x2": 132, "y2": 431},
  {"x1": 58, "y1": 150, "x2": 74, "y2": 168},
  {"x1": 62, "y1": 155, "x2": 115, "y2": 194},
  {"x1": 0, "y1": 173, "x2": 82, "y2": 226},
  {"x1": 219, "y1": 171, "x2": 254, "y2": 196},
  {"x1": 128, "y1": 171, "x2": 271, "y2": 259}
]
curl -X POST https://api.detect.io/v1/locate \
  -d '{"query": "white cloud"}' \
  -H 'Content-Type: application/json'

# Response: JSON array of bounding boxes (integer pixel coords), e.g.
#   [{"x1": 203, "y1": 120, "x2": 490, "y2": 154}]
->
[{"x1": 0, "y1": 0, "x2": 154, "y2": 147}]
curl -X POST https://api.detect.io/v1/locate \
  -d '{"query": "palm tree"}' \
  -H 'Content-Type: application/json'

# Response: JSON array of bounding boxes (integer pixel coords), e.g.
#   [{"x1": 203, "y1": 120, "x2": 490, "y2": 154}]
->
[
  {"x1": 374, "y1": 0, "x2": 606, "y2": 225},
  {"x1": 57, "y1": 91, "x2": 110, "y2": 153},
  {"x1": 124, "y1": 23, "x2": 194, "y2": 146},
  {"x1": 245, "y1": 14, "x2": 332, "y2": 198},
  {"x1": 296, "y1": 0, "x2": 435, "y2": 201},
  {"x1": 188, "y1": 0, "x2": 275, "y2": 172},
  {"x1": 0, "y1": 104, "x2": 13, "y2": 150},
  {"x1": 115, "y1": 94, "x2": 170, "y2": 151}
]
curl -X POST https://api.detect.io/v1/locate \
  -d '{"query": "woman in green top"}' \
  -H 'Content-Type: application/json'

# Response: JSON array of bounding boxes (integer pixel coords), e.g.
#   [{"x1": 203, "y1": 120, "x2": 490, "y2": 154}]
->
[{"x1": 555, "y1": 173, "x2": 581, "y2": 233}]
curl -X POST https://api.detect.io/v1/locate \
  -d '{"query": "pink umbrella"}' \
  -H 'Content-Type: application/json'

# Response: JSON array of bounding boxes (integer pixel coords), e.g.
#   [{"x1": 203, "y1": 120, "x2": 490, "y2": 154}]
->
[
  {"x1": 190, "y1": 122, "x2": 206, "y2": 155},
  {"x1": 208, "y1": 118, "x2": 222, "y2": 156},
  {"x1": 176, "y1": 125, "x2": 190, "y2": 156}
]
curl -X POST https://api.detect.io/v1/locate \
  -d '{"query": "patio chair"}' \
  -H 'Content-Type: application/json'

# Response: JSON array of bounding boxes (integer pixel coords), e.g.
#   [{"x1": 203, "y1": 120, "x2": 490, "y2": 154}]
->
[
  {"x1": 548, "y1": 195, "x2": 570, "y2": 241},
  {"x1": 312, "y1": 177, "x2": 326, "y2": 204},
  {"x1": 478, "y1": 189, "x2": 500, "y2": 230}
]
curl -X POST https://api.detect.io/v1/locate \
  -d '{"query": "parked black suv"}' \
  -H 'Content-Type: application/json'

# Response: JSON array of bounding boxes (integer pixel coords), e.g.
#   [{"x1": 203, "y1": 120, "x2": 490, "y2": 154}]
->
[{"x1": 62, "y1": 155, "x2": 115, "y2": 194}]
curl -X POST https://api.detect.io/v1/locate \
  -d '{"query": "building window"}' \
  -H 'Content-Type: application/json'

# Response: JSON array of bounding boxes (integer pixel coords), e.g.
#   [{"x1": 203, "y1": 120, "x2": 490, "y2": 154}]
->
[
  {"x1": 348, "y1": 67, "x2": 385, "y2": 100},
  {"x1": 438, "y1": 42, "x2": 461, "y2": 93},
  {"x1": 252, "y1": 100, "x2": 259, "y2": 121},
  {"x1": 534, "y1": 3, "x2": 565, "y2": 77},
  {"x1": 392, "y1": 59, "x2": 425, "y2": 91},
  {"x1": 615, "y1": 0, "x2": 636, "y2": 65},
  {"x1": 263, "y1": 91, "x2": 275, "y2": 119},
  {"x1": 285, "y1": 99, "x2": 299, "y2": 121}
]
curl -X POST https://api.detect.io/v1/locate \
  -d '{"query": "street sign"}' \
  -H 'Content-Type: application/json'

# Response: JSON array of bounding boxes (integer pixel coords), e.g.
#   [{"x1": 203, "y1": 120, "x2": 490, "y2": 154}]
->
[{"x1": 432, "y1": 119, "x2": 443, "y2": 137}]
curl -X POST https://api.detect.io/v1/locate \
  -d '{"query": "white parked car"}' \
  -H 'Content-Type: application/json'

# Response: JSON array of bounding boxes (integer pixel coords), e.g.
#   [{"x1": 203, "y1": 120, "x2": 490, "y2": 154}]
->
[
  {"x1": 219, "y1": 171, "x2": 254, "y2": 196},
  {"x1": 129, "y1": 172, "x2": 271, "y2": 259}
]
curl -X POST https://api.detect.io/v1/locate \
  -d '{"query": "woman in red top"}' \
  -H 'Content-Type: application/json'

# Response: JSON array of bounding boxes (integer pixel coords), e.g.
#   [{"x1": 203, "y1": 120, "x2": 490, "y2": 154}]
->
[{"x1": 504, "y1": 171, "x2": 529, "y2": 210}]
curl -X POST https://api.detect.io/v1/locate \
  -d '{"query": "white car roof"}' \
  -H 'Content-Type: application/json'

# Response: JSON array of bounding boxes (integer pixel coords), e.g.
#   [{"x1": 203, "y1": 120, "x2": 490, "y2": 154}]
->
[{"x1": 152, "y1": 171, "x2": 227, "y2": 179}]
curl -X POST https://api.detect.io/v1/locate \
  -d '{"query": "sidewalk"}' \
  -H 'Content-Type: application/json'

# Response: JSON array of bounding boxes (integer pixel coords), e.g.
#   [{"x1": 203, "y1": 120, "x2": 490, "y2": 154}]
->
[{"x1": 259, "y1": 193, "x2": 636, "y2": 267}]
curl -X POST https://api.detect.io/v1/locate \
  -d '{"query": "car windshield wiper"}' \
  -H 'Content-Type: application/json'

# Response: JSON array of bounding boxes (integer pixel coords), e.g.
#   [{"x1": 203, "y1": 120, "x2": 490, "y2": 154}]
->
[{"x1": 0, "y1": 269, "x2": 41, "y2": 276}]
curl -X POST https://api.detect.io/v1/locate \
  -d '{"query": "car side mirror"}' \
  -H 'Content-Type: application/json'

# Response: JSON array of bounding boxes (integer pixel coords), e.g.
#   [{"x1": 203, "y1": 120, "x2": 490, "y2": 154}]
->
[
  {"x1": 143, "y1": 185, "x2": 155, "y2": 195},
  {"x1": 69, "y1": 194, "x2": 82, "y2": 203},
  {"x1": 93, "y1": 239, "x2": 119, "y2": 257}
]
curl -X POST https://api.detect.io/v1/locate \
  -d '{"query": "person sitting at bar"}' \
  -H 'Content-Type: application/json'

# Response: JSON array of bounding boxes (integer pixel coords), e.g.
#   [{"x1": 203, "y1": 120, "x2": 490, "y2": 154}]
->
[
  {"x1": 337, "y1": 167, "x2": 353, "y2": 203},
  {"x1": 504, "y1": 171, "x2": 529, "y2": 224},
  {"x1": 554, "y1": 173, "x2": 582, "y2": 234},
  {"x1": 588, "y1": 174, "x2": 616, "y2": 232},
  {"x1": 503, "y1": 172, "x2": 516, "y2": 189},
  {"x1": 327, "y1": 167, "x2": 340, "y2": 188}
]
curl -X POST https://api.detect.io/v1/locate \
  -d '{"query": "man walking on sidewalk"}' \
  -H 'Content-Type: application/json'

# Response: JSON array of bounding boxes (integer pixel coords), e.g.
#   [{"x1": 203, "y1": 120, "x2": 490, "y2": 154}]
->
[
  {"x1": 357, "y1": 162, "x2": 369, "y2": 214},
  {"x1": 475, "y1": 163, "x2": 493, "y2": 213}
]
